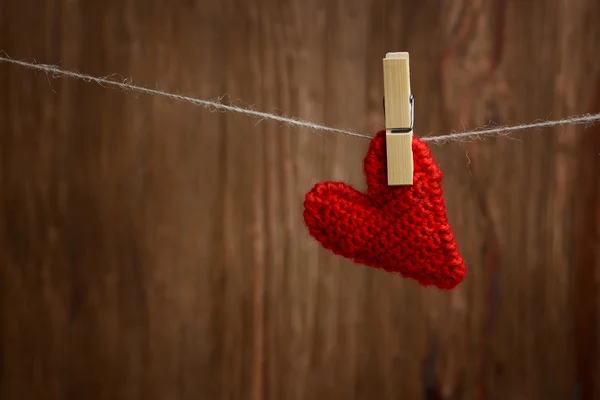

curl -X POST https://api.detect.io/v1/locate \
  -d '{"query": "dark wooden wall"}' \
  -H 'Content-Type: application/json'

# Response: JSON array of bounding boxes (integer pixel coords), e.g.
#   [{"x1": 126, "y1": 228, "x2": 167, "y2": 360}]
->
[{"x1": 1, "y1": 0, "x2": 599, "y2": 399}]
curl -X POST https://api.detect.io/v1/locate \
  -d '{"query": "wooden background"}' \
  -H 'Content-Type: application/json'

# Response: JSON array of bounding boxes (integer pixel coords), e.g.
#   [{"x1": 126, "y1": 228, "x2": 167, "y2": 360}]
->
[{"x1": 1, "y1": 0, "x2": 599, "y2": 398}]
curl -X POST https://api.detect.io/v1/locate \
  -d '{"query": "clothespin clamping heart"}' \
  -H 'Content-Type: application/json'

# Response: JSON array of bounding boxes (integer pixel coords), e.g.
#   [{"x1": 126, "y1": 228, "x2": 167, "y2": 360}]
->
[{"x1": 303, "y1": 52, "x2": 467, "y2": 289}]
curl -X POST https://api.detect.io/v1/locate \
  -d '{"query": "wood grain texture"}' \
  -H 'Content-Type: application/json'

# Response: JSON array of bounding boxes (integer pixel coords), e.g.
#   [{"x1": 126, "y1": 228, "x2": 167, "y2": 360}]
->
[{"x1": 1, "y1": 0, "x2": 599, "y2": 399}]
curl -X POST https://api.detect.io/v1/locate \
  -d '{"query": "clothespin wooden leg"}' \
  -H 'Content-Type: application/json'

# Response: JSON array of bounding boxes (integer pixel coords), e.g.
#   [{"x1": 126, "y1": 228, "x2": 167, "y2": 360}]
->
[{"x1": 383, "y1": 52, "x2": 414, "y2": 186}]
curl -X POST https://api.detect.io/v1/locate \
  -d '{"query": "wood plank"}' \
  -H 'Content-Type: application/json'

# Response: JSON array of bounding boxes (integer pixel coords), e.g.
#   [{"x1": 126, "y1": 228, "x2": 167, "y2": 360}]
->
[{"x1": 1, "y1": 0, "x2": 600, "y2": 398}]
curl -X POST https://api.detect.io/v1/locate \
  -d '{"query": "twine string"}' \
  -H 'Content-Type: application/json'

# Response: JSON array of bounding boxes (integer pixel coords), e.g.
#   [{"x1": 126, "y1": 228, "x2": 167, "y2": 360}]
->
[{"x1": 1, "y1": 54, "x2": 599, "y2": 143}]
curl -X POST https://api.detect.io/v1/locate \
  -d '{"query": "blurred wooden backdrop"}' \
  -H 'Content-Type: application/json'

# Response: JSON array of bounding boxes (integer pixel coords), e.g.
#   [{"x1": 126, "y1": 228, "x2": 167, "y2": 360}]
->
[{"x1": 1, "y1": 0, "x2": 600, "y2": 399}]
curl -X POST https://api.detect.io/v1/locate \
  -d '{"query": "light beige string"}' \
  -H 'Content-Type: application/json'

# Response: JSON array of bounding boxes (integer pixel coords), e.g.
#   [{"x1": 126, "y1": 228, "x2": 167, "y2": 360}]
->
[{"x1": 1, "y1": 53, "x2": 599, "y2": 143}]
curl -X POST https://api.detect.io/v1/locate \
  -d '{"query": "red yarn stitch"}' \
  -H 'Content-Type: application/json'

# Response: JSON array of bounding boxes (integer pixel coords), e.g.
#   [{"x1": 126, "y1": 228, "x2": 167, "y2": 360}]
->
[{"x1": 303, "y1": 130, "x2": 466, "y2": 289}]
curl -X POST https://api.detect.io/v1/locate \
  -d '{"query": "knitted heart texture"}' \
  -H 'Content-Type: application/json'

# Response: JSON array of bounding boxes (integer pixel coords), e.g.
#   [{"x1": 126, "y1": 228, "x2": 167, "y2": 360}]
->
[{"x1": 303, "y1": 130, "x2": 466, "y2": 289}]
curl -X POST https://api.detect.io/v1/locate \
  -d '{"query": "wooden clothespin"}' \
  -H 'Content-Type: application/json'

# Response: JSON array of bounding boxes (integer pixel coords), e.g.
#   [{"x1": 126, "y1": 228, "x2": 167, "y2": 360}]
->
[{"x1": 383, "y1": 52, "x2": 414, "y2": 186}]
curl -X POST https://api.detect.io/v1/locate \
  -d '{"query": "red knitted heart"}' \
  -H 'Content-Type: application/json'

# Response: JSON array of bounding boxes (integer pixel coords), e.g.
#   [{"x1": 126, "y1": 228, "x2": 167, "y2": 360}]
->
[{"x1": 303, "y1": 130, "x2": 466, "y2": 289}]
